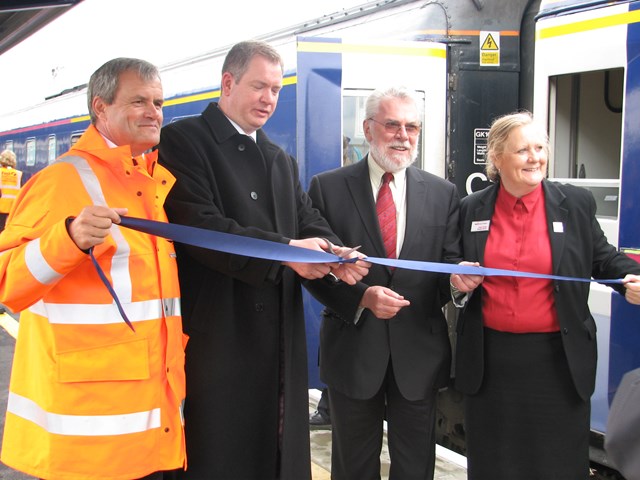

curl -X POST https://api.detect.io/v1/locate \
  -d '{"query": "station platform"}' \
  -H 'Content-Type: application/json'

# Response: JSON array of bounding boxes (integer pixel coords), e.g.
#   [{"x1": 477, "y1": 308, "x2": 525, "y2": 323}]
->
[{"x1": 308, "y1": 389, "x2": 468, "y2": 480}]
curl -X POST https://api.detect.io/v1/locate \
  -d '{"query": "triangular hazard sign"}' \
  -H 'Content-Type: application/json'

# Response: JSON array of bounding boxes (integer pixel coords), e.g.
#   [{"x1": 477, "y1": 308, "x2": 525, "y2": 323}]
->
[{"x1": 481, "y1": 33, "x2": 499, "y2": 50}]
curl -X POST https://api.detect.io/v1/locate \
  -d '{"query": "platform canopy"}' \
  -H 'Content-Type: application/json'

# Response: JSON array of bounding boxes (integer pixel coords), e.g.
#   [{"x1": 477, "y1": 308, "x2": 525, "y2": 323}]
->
[{"x1": 0, "y1": 0, "x2": 84, "y2": 56}]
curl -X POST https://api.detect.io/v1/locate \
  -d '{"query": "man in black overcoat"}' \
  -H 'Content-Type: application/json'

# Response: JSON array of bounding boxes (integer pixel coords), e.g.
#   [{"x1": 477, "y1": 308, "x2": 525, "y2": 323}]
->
[{"x1": 158, "y1": 40, "x2": 367, "y2": 480}]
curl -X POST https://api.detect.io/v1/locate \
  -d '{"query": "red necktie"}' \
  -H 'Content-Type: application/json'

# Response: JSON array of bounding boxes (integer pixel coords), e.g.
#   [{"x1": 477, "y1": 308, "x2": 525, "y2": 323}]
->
[{"x1": 376, "y1": 172, "x2": 397, "y2": 259}]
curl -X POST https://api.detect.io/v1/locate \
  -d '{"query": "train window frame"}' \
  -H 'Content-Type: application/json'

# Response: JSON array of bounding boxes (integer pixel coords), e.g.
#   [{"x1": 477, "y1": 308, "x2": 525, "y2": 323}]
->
[
  {"x1": 546, "y1": 67, "x2": 623, "y2": 221},
  {"x1": 26, "y1": 138, "x2": 36, "y2": 167},
  {"x1": 48, "y1": 135, "x2": 57, "y2": 165},
  {"x1": 342, "y1": 89, "x2": 425, "y2": 169},
  {"x1": 70, "y1": 132, "x2": 83, "y2": 148}
]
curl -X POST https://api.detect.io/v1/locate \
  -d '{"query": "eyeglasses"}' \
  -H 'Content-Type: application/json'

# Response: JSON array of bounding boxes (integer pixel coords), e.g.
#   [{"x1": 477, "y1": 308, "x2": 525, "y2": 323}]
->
[{"x1": 368, "y1": 118, "x2": 421, "y2": 137}]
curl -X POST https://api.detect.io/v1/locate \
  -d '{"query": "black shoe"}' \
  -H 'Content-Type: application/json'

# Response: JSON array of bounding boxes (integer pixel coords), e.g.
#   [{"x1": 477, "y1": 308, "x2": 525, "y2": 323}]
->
[
  {"x1": 0, "y1": 307, "x2": 6, "y2": 315},
  {"x1": 309, "y1": 410, "x2": 331, "y2": 430}
]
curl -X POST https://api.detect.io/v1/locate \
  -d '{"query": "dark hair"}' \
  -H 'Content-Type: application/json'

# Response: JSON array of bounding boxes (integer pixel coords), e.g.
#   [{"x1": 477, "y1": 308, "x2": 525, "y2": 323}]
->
[{"x1": 87, "y1": 57, "x2": 160, "y2": 124}]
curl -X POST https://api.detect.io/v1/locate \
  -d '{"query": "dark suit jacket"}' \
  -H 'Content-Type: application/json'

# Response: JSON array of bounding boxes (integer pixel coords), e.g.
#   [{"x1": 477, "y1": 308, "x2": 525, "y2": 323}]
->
[
  {"x1": 305, "y1": 157, "x2": 462, "y2": 401},
  {"x1": 158, "y1": 102, "x2": 336, "y2": 480},
  {"x1": 455, "y1": 180, "x2": 640, "y2": 401}
]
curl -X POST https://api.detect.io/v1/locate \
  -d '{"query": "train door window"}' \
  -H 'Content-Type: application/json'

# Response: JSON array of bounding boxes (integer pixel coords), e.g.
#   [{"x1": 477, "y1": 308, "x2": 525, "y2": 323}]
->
[
  {"x1": 48, "y1": 135, "x2": 57, "y2": 165},
  {"x1": 26, "y1": 138, "x2": 36, "y2": 167},
  {"x1": 342, "y1": 89, "x2": 425, "y2": 169},
  {"x1": 70, "y1": 132, "x2": 83, "y2": 148},
  {"x1": 547, "y1": 68, "x2": 623, "y2": 220},
  {"x1": 4, "y1": 140, "x2": 13, "y2": 152}
]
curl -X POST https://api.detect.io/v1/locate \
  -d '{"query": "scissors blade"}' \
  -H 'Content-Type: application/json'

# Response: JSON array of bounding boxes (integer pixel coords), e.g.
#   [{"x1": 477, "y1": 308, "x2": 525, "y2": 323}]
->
[{"x1": 339, "y1": 245, "x2": 362, "y2": 260}]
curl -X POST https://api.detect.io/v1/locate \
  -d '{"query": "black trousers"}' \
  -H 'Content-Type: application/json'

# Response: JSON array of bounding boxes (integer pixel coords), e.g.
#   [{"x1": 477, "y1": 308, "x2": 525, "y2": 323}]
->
[{"x1": 328, "y1": 362, "x2": 437, "y2": 480}]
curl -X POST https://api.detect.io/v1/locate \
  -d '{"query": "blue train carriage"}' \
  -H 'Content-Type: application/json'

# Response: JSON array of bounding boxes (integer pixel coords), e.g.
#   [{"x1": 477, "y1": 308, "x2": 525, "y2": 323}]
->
[
  {"x1": 4, "y1": 0, "x2": 604, "y2": 464},
  {"x1": 533, "y1": 0, "x2": 640, "y2": 470}
]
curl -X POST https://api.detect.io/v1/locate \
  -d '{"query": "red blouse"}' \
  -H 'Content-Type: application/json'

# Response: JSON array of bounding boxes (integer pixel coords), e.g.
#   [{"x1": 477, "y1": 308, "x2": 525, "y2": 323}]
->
[{"x1": 482, "y1": 184, "x2": 559, "y2": 333}]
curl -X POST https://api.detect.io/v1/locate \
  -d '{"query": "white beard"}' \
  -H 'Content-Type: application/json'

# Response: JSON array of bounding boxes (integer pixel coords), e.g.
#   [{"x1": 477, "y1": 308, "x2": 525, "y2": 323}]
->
[{"x1": 369, "y1": 141, "x2": 417, "y2": 173}]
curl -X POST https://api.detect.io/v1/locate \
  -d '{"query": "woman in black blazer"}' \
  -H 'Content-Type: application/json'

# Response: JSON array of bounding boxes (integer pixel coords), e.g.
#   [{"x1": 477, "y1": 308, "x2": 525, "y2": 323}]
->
[{"x1": 450, "y1": 111, "x2": 640, "y2": 479}]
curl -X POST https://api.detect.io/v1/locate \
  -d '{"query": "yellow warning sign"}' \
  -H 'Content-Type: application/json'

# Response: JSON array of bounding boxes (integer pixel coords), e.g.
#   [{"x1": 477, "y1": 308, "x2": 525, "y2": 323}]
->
[
  {"x1": 481, "y1": 33, "x2": 499, "y2": 50},
  {"x1": 480, "y1": 31, "x2": 500, "y2": 67}
]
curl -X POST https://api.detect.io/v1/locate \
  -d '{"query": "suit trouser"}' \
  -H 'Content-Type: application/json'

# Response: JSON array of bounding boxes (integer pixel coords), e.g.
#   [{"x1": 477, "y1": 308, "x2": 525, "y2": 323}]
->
[{"x1": 328, "y1": 362, "x2": 437, "y2": 480}]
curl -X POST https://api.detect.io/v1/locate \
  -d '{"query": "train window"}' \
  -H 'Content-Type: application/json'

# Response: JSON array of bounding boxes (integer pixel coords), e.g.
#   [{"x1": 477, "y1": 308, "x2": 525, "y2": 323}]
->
[
  {"x1": 4, "y1": 140, "x2": 13, "y2": 152},
  {"x1": 70, "y1": 132, "x2": 83, "y2": 148},
  {"x1": 547, "y1": 68, "x2": 623, "y2": 219},
  {"x1": 26, "y1": 138, "x2": 36, "y2": 167},
  {"x1": 48, "y1": 135, "x2": 57, "y2": 165},
  {"x1": 342, "y1": 89, "x2": 425, "y2": 170}
]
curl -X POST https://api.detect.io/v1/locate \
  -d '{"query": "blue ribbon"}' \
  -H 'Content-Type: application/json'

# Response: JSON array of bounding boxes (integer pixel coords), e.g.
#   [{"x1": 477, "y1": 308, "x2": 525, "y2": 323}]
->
[
  {"x1": 88, "y1": 247, "x2": 135, "y2": 331},
  {"x1": 117, "y1": 216, "x2": 623, "y2": 285},
  {"x1": 90, "y1": 215, "x2": 624, "y2": 329}
]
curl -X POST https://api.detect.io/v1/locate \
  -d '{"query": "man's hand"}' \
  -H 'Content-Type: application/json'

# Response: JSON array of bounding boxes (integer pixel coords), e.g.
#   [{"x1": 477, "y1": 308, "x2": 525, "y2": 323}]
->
[
  {"x1": 283, "y1": 238, "x2": 333, "y2": 280},
  {"x1": 360, "y1": 285, "x2": 410, "y2": 319},
  {"x1": 68, "y1": 206, "x2": 128, "y2": 251},
  {"x1": 329, "y1": 246, "x2": 371, "y2": 285},
  {"x1": 451, "y1": 261, "x2": 484, "y2": 293},
  {"x1": 623, "y1": 274, "x2": 640, "y2": 304}
]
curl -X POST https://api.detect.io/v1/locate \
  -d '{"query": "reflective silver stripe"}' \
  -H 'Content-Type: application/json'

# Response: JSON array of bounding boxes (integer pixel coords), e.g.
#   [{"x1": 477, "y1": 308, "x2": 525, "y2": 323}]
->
[
  {"x1": 24, "y1": 239, "x2": 63, "y2": 285},
  {"x1": 28, "y1": 297, "x2": 181, "y2": 325},
  {"x1": 7, "y1": 392, "x2": 161, "y2": 436},
  {"x1": 2, "y1": 188, "x2": 18, "y2": 199},
  {"x1": 58, "y1": 156, "x2": 133, "y2": 302}
]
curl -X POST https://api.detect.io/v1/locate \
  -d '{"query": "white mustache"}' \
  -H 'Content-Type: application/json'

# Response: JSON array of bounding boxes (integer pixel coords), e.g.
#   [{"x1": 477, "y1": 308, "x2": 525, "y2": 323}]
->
[{"x1": 389, "y1": 143, "x2": 411, "y2": 150}]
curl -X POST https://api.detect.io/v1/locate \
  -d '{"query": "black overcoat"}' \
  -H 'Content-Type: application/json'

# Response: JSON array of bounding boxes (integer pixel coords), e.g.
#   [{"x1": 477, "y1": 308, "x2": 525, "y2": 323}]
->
[
  {"x1": 158, "y1": 102, "x2": 336, "y2": 479},
  {"x1": 454, "y1": 180, "x2": 640, "y2": 401}
]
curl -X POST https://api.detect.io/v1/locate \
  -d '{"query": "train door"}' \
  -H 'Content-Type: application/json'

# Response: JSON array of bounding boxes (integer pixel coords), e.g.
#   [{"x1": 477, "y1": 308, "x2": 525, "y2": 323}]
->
[
  {"x1": 296, "y1": 37, "x2": 447, "y2": 387},
  {"x1": 533, "y1": 0, "x2": 640, "y2": 465}
]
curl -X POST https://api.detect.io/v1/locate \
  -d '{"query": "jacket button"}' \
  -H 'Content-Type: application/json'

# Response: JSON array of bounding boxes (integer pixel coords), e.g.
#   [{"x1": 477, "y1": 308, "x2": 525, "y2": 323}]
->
[
  {"x1": 563, "y1": 328, "x2": 569, "y2": 335},
  {"x1": 255, "y1": 303, "x2": 264, "y2": 312},
  {"x1": 251, "y1": 192, "x2": 258, "y2": 200},
  {"x1": 136, "y1": 191, "x2": 142, "y2": 196},
  {"x1": 238, "y1": 144, "x2": 246, "y2": 152},
  {"x1": 554, "y1": 284, "x2": 560, "y2": 292}
]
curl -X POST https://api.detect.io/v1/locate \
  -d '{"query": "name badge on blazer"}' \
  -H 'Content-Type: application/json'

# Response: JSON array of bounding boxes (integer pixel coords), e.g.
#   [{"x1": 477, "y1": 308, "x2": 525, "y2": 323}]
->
[
  {"x1": 471, "y1": 220, "x2": 490, "y2": 232},
  {"x1": 553, "y1": 222, "x2": 564, "y2": 233}
]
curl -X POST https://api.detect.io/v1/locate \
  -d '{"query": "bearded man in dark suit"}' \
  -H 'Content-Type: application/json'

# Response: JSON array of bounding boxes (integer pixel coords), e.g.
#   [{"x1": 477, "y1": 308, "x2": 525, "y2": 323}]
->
[{"x1": 305, "y1": 86, "x2": 463, "y2": 480}]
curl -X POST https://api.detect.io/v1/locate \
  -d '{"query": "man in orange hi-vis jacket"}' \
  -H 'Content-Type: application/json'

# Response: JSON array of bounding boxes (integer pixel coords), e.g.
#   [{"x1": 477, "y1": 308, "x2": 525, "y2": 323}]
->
[
  {"x1": 0, "y1": 149, "x2": 22, "y2": 231},
  {"x1": 0, "y1": 58, "x2": 187, "y2": 480}
]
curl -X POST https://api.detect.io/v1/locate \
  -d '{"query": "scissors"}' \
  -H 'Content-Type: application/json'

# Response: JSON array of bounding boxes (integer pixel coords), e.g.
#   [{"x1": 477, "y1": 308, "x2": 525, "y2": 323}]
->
[{"x1": 322, "y1": 238, "x2": 362, "y2": 262}]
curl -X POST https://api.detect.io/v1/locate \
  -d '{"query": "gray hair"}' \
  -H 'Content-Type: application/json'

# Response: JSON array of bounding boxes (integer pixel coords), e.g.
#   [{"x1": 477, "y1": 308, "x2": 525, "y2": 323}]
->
[
  {"x1": 222, "y1": 40, "x2": 284, "y2": 82},
  {"x1": 87, "y1": 57, "x2": 160, "y2": 124},
  {"x1": 485, "y1": 110, "x2": 549, "y2": 182},
  {"x1": 365, "y1": 86, "x2": 422, "y2": 121}
]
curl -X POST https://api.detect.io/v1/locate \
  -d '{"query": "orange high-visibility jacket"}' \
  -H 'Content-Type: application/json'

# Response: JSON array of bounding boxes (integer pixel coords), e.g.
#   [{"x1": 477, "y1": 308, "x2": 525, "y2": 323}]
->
[
  {"x1": 0, "y1": 126, "x2": 187, "y2": 480},
  {"x1": 0, "y1": 166, "x2": 23, "y2": 214}
]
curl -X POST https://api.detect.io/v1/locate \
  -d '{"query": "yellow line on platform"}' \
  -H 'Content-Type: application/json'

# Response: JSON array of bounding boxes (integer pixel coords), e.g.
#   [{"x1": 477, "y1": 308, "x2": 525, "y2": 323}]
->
[{"x1": 0, "y1": 313, "x2": 18, "y2": 339}]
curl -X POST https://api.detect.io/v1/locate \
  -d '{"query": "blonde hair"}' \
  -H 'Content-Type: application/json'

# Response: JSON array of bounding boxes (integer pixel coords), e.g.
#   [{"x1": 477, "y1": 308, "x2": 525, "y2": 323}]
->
[
  {"x1": 485, "y1": 111, "x2": 549, "y2": 182},
  {"x1": 0, "y1": 149, "x2": 16, "y2": 168}
]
